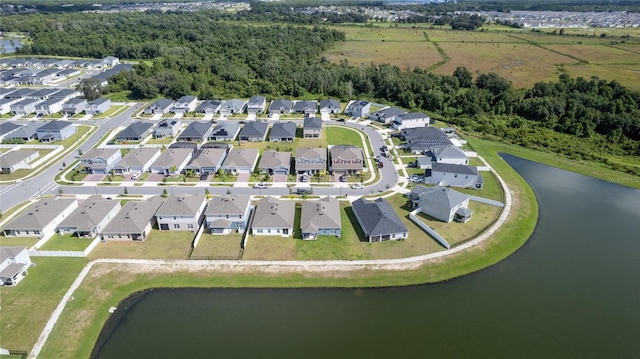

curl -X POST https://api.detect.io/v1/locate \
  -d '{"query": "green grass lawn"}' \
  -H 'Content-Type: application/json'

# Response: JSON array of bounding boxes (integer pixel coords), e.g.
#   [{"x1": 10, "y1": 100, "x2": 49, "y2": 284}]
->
[
  {"x1": 0, "y1": 236, "x2": 40, "y2": 248},
  {"x1": 326, "y1": 126, "x2": 363, "y2": 147},
  {"x1": 145, "y1": 136, "x2": 175, "y2": 145},
  {"x1": 191, "y1": 232, "x2": 243, "y2": 259},
  {"x1": 454, "y1": 170, "x2": 503, "y2": 202},
  {"x1": 39, "y1": 234, "x2": 94, "y2": 251},
  {"x1": 88, "y1": 229, "x2": 195, "y2": 260}
]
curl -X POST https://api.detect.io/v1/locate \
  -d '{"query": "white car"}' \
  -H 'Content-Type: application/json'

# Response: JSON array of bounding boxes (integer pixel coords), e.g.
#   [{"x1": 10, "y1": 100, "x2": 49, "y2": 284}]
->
[
  {"x1": 351, "y1": 183, "x2": 364, "y2": 189},
  {"x1": 131, "y1": 172, "x2": 141, "y2": 180},
  {"x1": 410, "y1": 175, "x2": 424, "y2": 183},
  {"x1": 253, "y1": 182, "x2": 269, "y2": 189}
]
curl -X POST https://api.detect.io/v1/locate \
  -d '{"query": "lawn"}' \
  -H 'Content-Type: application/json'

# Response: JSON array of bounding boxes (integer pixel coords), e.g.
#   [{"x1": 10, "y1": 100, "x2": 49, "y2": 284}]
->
[
  {"x1": 191, "y1": 232, "x2": 243, "y2": 259},
  {"x1": 88, "y1": 229, "x2": 195, "y2": 260},
  {"x1": 0, "y1": 236, "x2": 40, "y2": 248},
  {"x1": 454, "y1": 170, "x2": 503, "y2": 202},
  {"x1": 326, "y1": 125, "x2": 363, "y2": 147},
  {"x1": 145, "y1": 136, "x2": 175, "y2": 145},
  {"x1": 39, "y1": 233, "x2": 94, "y2": 251}
]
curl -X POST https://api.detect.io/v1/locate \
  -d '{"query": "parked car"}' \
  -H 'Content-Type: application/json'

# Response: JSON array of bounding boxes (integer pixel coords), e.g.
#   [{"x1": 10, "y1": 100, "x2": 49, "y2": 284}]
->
[
  {"x1": 300, "y1": 173, "x2": 309, "y2": 182},
  {"x1": 253, "y1": 182, "x2": 269, "y2": 189},
  {"x1": 295, "y1": 188, "x2": 313, "y2": 195},
  {"x1": 377, "y1": 161, "x2": 384, "y2": 168},
  {"x1": 199, "y1": 173, "x2": 209, "y2": 181},
  {"x1": 407, "y1": 162, "x2": 417, "y2": 168},
  {"x1": 351, "y1": 183, "x2": 363, "y2": 189},
  {"x1": 339, "y1": 174, "x2": 348, "y2": 182},
  {"x1": 410, "y1": 174, "x2": 423, "y2": 183},
  {"x1": 337, "y1": 118, "x2": 345, "y2": 122},
  {"x1": 130, "y1": 172, "x2": 140, "y2": 180}
]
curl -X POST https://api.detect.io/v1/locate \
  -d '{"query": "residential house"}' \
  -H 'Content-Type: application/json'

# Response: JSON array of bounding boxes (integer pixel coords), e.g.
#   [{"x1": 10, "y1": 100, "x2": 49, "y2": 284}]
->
[
  {"x1": 22, "y1": 68, "x2": 59, "y2": 85},
  {"x1": 268, "y1": 99, "x2": 293, "y2": 115},
  {"x1": 369, "y1": 106, "x2": 406, "y2": 124},
  {"x1": 425, "y1": 145, "x2": 468, "y2": 166},
  {"x1": 56, "y1": 68, "x2": 81, "y2": 79},
  {"x1": 36, "y1": 120, "x2": 75, "y2": 142},
  {"x1": 4, "y1": 88, "x2": 34, "y2": 99},
  {"x1": 10, "y1": 98, "x2": 40, "y2": 115},
  {"x1": 0, "y1": 150, "x2": 39, "y2": 173},
  {"x1": 102, "y1": 196, "x2": 164, "y2": 241},
  {"x1": 0, "y1": 247, "x2": 31, "y2": 286},
  {"x1": 49, "y1": 89, "x2": 82, "y2": 102},
  {"x1": 258, "y1": 150, "x2": 292, "y2": 175},
  {"x1": 269, "y1": 121, "x2": 296, "y2": 142},
  {"x1": 0, "y1": 122, "x2": 22, "y2": 140},
  {"x1": 35, "y1": 97, "x2": 66, "y2": 116},
  {"x1": 295, "y1": 147, "x2": 327, "y2": 175},
  {"x1": 391, "y1": 112, "x2": 430, "y2": 130},
  {"x1": 114, "y1": 122, "x2": 154, "y2": 142},
  {"x1": 177, "y1": 121, "x2": 213, "y2": 143},
  {"x1": 79, "y1": 148, "x2": 122, "y2": 174},
  {"x1": 149, "y1": 148, "x2": 194, "y2": 175},
  {"x1": 220, "y1": 148, "x2": 259, "y2": 174},
  {"x1": 196, "y1": 100, "x2": 223, "y2": 114},
  {"x1": 319, "y1": 99, "x2": 341, "y2": 114},
  {"x1": 351, "y1": 198, "x2": 408, "y2": 243},
  {"x1": 0, "y1": 98, "x2": 20, "y2": 115},
  {"x1": 172, "y1": 95, "x2": 198, "y2": 113},
  {"x1": 85, "y1": 98, "x2": 111, "y2": 115},
  {"x1": 401, "y1": 127, "x2": 452, "y2": 154},
  {"x1": 156, "y1": 194, "x2": 207, "y2": 231},
  {"x1": 2, "y1": 197, "x2": 78, "y2": 238},
  {"x1": 293, "y1": 100, "x2": 318, "y2": 116},
  {"x1": 4, "y1": 122, "x2": 42, "y2": 141},
  {"x1": 238, "y1": 121, "x2": 268, "y2": 142},
  {"x1": 185, "y1": 148, "x2": 227, "y2": 175},
  {"x1": 153, "y1": 118, "x2": 181, "y2": 139},
  {"x1": 247, "y1": 95, "x2": 267, "y2": 114},
  {"x1": 425, "y1": 163, "x2": 483, "y2": 189},
  {"x1": 219, "y1": 99, "x2": 247, "y2": 115},
  {"x1": 205, "y1": 195, "x2": 252, "y2": 235},
  {"x1": 101, "y1": 56, "x2": 120, "y2": 67},
  {"x1": 303, "y1": 117, "x2": 322, "y2": 138},
  {"x1": 251, "y1": 197, "x2": 295, "y2": 237},
  {"x1": 411, "y1": 185, "x2": 472, "y2": 223},
  {"x1": 56, "y1": 195, "x2": 122, "y2": 238},
  {"x1": 344, "y1": 100, "x2": 371, "y2": 117},
  {"x1": 61, "y1": 98, "x2": 87, "y2": 116},
  {"x1": 300, "y1": 197, "x2": 341, "y2": 240},
  {"x1": 209, "y1": 122, "x2": 240, "y2": 141},
  {"x1": 144, "y1": 99, "x2": 174, "y2": 115},
  {"x1": 329, "y1": 145, "x2": 364, "y2": 176},
  {"x1": 112, "y1": 148, "x2": 161, "y2": 175},
  {"x1": 27, "y1": 88, "x2": 59, "y2": 100}
]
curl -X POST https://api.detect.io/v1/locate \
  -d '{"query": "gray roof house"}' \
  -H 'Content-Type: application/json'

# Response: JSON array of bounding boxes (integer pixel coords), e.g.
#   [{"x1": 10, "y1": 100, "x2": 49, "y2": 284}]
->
[
  {"x1": 2, "y1": 197, "x2": 78, "y2": 238},
  {"x1": 144, "y1": 99, "x2": 175, "y2": 114},
  {"x1": 370, "y1": 106, "x2": 407, "y2": 124},
  {"x1": 79, "y1": 148, "x2": 122, "y2": 175},
  {"x1": 196, "y1": 100, "x2": 223, "y2": 114},
  {"x1": 156, "y1": 194, "x2": 207, "y2": 231},
  {"x1": 238, "y1": 121, "x2": 268, "y2": 142},
  {"x1": 177, "y1": 121, "x2": 213, "y2": 143},
  {"x1": 426, "y1": 145, "x2": 468, "y2": 166},
  {"x1": 112, "y1": 148, "x2": 161, "y2": 175},
  {"x1": 61, "y1": 98, "x2": 87, "y2": 115},
  {"x1": 36, "y1": 120, "x2": 75, "y2": 142},
  {"x1": 149, "y1": 148, "x2": 194, "y2": 175},
  {"x1": 303, "y1": 117, "x2": 322, "y2": 138},
  {"x1": 258, "y1": 150, "x2": 292, "y2": 175},
  {"x1": 114, "y1": 122, "x2": 154, "y2": 142},
  {"x1": 172, "y1": 95, "x2": 198, "y2": 113},
  {"x1": 85, "y1": 98, "x2": 111, "y2": 115},
  {"x1": 35, "y1": 97, "x2": 66, "y2": 116},
  {"x1": 185, "y1": 148, "x2": 227, "y2": 174},
  {"x1": 293, "y1": 100, "x2": 318, "y2": 116},
  {"x1": 352, "y1": 198, "x2": 408, "y2": 243},
  {"x1": 205, "y1": 195, "x2": 252, "y2": 235},
  {"x1": 412, "y1": 185, "x2": 472, "y2": 223},
  {"x1": 0, "y1": 150, "x2": 39, "y2": 173},
  {"x1": 0, "y1": 246, "x2": 31, "y2": 286},
  {"x1": 345, "y1": 100, "x2": 371, "y2": 117},
  {"x1": 0, "y1": 122, "x2": 22, "y2": 139},
  {"x1": 219, "y1": 99, "x2": 247, "y2": 115},
  {"x1": 56, "y1": 195, "x2": 122, "y2": 238},
  {"x1": 268, "y1": 99, "x2": 293, "y2": 115},
  {"x1": 50, "y1": 89, "x2": 81, "y2": 101},
  {"x1": 269, "y1": 121, "x2": 297, "y2": 142},
  {"x1": 401, "y1": 127, "x2": 452, "y2": 154},
  {"x1": 252, "y1": 196, "x2": 295, "y2": 237},
  {"x1": 220, "y1": 148, "x2": 259, "y2": 174},
  {"x1": 28, "y1": 88, "x2": 60, "y2": 100},
  {"x1": 425, "y1": 163, "x2": 483, "y2": 189},
  {"x1": 209, "y1": 122, "x2": 240, "y2": 141},
  {"x1": 319, "y1": 99, "x2": 341, "y2": 114},
  {"x1": 153, "y1": 118, "x2": 181, "y2": 139},
  {"x1": 329, "y1": 145, "x2": 364, "y2": 176},
  {"x1": 300, "y1": 197, "x2": 341, "y2": 240},
  {"x1": 102, "y1": 196, "x2": 164, "y2": 241},
  {"x1": 4, "y1": 122, "x2": 42, "y2": 141},
  {"x1": 247, "y1": 96, "x2": 267, "y2": 114},
  {"x1": 391, "y1": 112, "x2": 430, "y2": 130},
  {"x1": 295, "y1": 147, "x2": 327, "y2": 174},
  {"x1": 0, "y1": 98, "x2": 20, "y2": 115},
  {"x1": 10, "y1": 98, "x2": 40, "y2": 115}
]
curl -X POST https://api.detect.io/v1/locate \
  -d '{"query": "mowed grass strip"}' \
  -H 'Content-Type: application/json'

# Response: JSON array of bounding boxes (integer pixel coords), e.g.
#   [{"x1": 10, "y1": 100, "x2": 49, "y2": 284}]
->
[
  {"x1": 0, "y1": 236, "x2": 40, "y2": 248},
  {"x1": 39, "y1": 234, "x2": 94, "y2": 251}
]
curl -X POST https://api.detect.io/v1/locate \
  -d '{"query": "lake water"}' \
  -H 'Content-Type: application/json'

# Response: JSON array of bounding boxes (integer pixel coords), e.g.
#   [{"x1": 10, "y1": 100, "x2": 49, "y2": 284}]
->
[{"x1": 92, "y1": 155, "x2": 640, "y2": 358}]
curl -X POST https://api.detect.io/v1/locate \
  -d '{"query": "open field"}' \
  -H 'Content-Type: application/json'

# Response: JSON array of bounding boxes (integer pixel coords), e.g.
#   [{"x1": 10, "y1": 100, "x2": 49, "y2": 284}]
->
[{"x1": 325, "y1": 39, "x2": 442, "y2": 70}]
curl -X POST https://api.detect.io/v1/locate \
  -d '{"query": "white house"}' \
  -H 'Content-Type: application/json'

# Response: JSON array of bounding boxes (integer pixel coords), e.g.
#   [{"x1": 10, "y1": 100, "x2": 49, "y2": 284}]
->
[
  {"x1": 2, "y1": 197, "x2": 78, "y2": 238},
  {"x1": 172, "y1": 96, "x2": 198, "y2": 113},
  {"x1": 156, "y1": 194, "x2": 207, "y2": 231},
  {"x1": 0, "y1": 247, "x2": 32, "y2": 286},
  {"x1": 412, "y1": 185, "x2": 473, "y2": 223},
  {"x1": 391, "y1": 112, "x2": 430, "y2": 130}
]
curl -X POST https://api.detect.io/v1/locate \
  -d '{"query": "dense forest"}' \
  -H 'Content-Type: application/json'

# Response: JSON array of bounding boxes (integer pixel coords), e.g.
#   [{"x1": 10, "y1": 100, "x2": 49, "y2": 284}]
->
[{"x1": 0, "y1": 9, "x2": 638, "y2": 173}]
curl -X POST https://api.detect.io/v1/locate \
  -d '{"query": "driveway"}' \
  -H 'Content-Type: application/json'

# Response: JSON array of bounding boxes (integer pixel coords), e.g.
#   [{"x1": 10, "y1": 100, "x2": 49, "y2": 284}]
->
[
  {"x1": 84, "y1": 174, "x2": 105, "y2": 182},
  {"x1": 236, "y1": 173, "x2": 250, "y2": 182},
  {"x1": 246, "y1": 113, "x2": 256, "y2": 121},
  {"x1": 273, "y1": 174, "x2": 287, "y2": 183},
  {"x1": 147, "y1": 173, "x2": 165, "y2": 182},
  {"x1": 321, "y1": 113, "x2": 330, "y2": 121}
]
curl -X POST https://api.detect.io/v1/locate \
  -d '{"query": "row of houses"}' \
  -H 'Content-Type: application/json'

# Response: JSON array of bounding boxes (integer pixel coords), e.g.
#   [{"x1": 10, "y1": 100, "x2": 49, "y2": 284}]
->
[
  {"x1": 0, "y1": 87, "x2": 111, "y2": 116},
  {"x1": 81, "y1": 144, "x2": 364, "y2": 177},
  {"x1": 0, "y1": 120, "x2": 76, "y2": 143},
  {"x1": 0, "y1": 56, "x2": 123, "y2": 86},
  {"x1": 145, "y1": 97, "x2": 342, "y2": 116}
]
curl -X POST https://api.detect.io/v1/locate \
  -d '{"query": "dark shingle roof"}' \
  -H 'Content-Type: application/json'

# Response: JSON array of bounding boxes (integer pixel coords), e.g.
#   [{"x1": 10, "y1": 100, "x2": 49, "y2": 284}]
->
[
  {"x1": 115, "y1": 122, "x2": 153, "y2": 140},
  {"x1": 431, "y1": 163, "x2": 478, "y2": 176},
  {"x1": 239, "y1": 121, "x2": 268, "y2": 138},
  {"x1": 303, "y1": 117, "x2": 322, "y2": 130},
  {"x1": 352, "y1": 198, "x2": 407, "y2": 237},
  {"x1": 178, "y1": 121, "x2": 213, "y2": 139},
  {"x1": 269, "y1": 122, "x2": 297, "y2": 139}
]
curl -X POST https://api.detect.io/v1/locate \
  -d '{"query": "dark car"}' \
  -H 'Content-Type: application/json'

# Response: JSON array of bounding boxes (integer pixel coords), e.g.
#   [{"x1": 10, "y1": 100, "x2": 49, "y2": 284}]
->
[
  {"x1": 296, "y1": 188, "x2": 313, "y2": 195},
  {"x1": 377, "y1": 161, "x2": 384, "y2": 168},
  {"x1": 199, "y1": 173, "x2": 209, "y2": 180},
  {"x1": 337, "y1": 118, "x2": 345, "y2": 122}
]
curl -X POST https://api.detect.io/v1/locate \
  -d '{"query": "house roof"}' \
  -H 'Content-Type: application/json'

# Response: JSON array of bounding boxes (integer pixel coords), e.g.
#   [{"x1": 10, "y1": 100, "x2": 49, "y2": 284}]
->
[
  {"x1": 293, "y1": 100, "x2": 317, "y2": 112},
  {"x1": 352, "y1": 198, "x2": 408, "y2": 237},
  {"x1": 149, "y1": 99, "x2": 174, "y2": 109},
  {"x1": 295, "y1": 147, "x2": 327, "y2": 171},
  {"x1": 196, "y1": 100, "x2": 223, "y2": 112},
  {"x1": 210, "y1": 122, "x2": 240, "y2": 138},
  {"x1": 430, "y1": 145, "x2": 467, "y2": 161},
  {"x1": 330, "y1": 146, "x2": 363, "y2": 170},
  {"x1": 431, "y1": 163, "x2": 478, "y2": 176},
  {"x1": 300, "y1": 197, "x2": 341, "y2": 234},
  {"x1": 3, "y1": 197, "x2": 77, "y2": 231},
  {"x1": 151, "y1": 148, "x2": 193, "y2": 168},
  {"x1": 5, "y1": 88, "x2": 34, "y2": 98},
  {"x1": 37, "y1": 120, "x2": 74, "y2": 132},
  {"x1": 156, "y1": 194, "x2": 206, "y2": 217},
  {"x1": 156, "y1": 118, "x2": 180, "y2": 129},
  {"x1": 402, "y1": 127, "x2": 449, "y2": 141},
  {"x1": 205, "y1": 195, "x2": 251, "y2": 216},
  {"x1": 417, "y1": 185, "x2": 469, "y2": 210},
  {"x1": 221, "y1": 99, "x2": 247, "y2": 112},
  {"x1": 258, "y1": 150, "x2": 291, "y2": 170},
  {"x1": 36, "y1": 97, "x2": 66, "y2": 107},
  {"x1": 115, "y1": 122, "x2": 153, "y2": 140},
  {"x1": 187, "y1": 148, "x2": 227, "y2": 168},
  {"x1": 29, "y1": 88, "x2": 59, "y2": 98},
  {"x1": 102, "y1": 196, "x2": 164, "y2": 235},
  {"x1": 221, "y1": 148, "x2": 259, "y2": 168},
  {"x1": 116, "y1": 148, "x2": 160, "y2": 168},
  {"x1": 0, "y1": 150, "x2": 38, "y2": 168},
  {"x1": 178, "y1": 121, "x2": 212, "y2": 139},
  {"x1": 64, "y1": 98, "x2": 87, "y2": 106},
  {"x1": 176, "y1": 95, "x2": 197, "y2": 104},
  {"x1": 303, "y1": 117, "x2": 322, "y2": 130},
  {"x1": 83, "y1": 147, "x2": 119, "y2": 160},
  {"x1": 239, "y1": 121, "x2": 268, "y2": 138},
  {"x1": 348, "y1": 100, "x2": 370, "y2": 108},
  {"x1": 6, "y1": 122, "x2": 42, "y2": 139},
  {"x1": 319, "y1": 99, "x2": 340, "y2": 110},
  {"x1": 269, "y1": 121, "x2": 296, "y2": 139},
  {"x1": 57, "y1": 195, "x2": 121, "y2": 232},
  {"x1": 0, "y1": 122, "x2": 22, "y2": 136},
  {"x1": 88, "y1": 98, "x2": 110, "y2": 106},
  {"x1": 50, "y1": 89, "x2": 80, "y2": 99},
  {"x1": 0, "y1": 247, "x2": 28, "y2": 263},
  {"x1": 269, "y1": 99, "x2": 293, "y2": 112},
  {"x1": 372, "y1": 106, "x2": 406, "y2": 118},
  {"x1": 397, "y1": 112, "x2": 429, "y2": 121},
  {"x1": 248, "y1": 96, "x2": 266, "y2": 107},
  {"x1": 252, "y1": 197, "x2": 295, "y2": 229}
]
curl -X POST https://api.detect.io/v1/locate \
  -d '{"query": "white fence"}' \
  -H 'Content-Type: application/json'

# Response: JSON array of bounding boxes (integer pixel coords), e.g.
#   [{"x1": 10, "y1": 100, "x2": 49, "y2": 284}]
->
[
  {"x1": 29, "y1": 236, "x2": 101, "y2": 257},
  {"x1": 409, "y1": 208, "x2": 450, "y2": 249}
]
